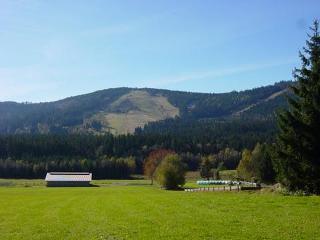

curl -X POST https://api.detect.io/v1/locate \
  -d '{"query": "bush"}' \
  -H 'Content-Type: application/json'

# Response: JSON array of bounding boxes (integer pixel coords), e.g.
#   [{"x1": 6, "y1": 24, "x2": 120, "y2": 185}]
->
[
  {"x1": 155, "y1": 154, "x2": 186, "y2": 190},
  {"x1": 144, "y1": 149, "x2": 175, "y2": 185},
  {"x1": 237, "y1": 149, "x2": 253, "y2": 181}
]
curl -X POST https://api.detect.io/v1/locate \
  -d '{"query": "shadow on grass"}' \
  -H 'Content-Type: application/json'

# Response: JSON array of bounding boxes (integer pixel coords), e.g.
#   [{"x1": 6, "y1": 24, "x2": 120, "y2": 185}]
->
[
  {"x1": 162, "y1": 186, "x2": 185, "y2": 191},
  {"x1": 46, "y1": 183, "x2": 99, "y2": 187},
  {"x1": 89, "y1": 184, "x2": 100, "y2": 187}
]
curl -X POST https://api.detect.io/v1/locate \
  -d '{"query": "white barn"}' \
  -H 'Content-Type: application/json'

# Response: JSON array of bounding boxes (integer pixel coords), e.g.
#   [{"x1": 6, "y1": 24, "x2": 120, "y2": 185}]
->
[{"x1": 45, "y1": 172, "x2": 92, "y2": 187}]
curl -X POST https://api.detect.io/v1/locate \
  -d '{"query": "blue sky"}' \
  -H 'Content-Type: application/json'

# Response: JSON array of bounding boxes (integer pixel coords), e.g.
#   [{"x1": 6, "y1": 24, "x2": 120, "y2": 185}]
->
[{"x1": 0, "y1": 0, "x2": 319, "y2": 102}]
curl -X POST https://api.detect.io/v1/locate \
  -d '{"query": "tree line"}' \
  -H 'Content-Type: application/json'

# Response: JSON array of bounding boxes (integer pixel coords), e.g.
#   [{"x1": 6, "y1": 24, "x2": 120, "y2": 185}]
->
[
  {"x1": 0, "y1": 118, "x2": 267, "y2": 179},
  {"x1": 0, "y1": 156, "x2": 135, "y2": 179},
  {"x1": 0, "y1": 133, "x2": 243, "y2": 179}
]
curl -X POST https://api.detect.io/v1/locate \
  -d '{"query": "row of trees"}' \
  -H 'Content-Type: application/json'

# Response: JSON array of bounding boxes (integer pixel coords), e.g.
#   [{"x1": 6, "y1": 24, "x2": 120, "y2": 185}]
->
[
  {"x1": 0, "y1": 142, "x2": 241, "y2": 179},
  {"x1": 0, "y1": 156, "x2": 135, "y2": 179},
  {"x1": 0, "y1": 130, "x2": 247, "y2": 178}
]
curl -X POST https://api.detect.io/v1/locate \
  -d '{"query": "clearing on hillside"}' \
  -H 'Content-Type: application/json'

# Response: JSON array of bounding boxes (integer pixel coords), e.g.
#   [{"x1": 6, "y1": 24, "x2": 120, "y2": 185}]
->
[{"x1": 96, "y1": 90, "x2": 180, "y2": 134}]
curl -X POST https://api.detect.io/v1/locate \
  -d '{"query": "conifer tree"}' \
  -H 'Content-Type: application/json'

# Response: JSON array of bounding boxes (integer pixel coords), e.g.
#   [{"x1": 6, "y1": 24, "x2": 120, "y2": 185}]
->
[
  {"x1": 251, "y1": 143, "x2": 275, "y2": 183},
  {"x1": 200, "y1": 155, "x2": 214, "y2": 180},
  {"x1": 274, "y1": 20, "x2": 320, "y2": 194}
]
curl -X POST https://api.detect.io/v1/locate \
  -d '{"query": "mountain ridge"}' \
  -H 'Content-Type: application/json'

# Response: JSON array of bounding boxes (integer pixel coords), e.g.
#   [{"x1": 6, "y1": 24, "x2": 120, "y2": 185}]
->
[{"x1": 0, "y1": 81, "x2": 292, "y2": 135}]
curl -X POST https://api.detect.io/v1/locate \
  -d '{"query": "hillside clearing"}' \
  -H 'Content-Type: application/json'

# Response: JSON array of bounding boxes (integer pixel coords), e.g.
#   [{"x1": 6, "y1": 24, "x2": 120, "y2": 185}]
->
[{"x1": 104, "y1": 90, "x2": 179, "y2": 134}]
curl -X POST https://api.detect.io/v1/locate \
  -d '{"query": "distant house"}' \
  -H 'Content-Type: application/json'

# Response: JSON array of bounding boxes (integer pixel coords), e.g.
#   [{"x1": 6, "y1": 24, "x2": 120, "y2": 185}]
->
[{"x1": 45, "y1": 172, "x2": 92, "y2": 187}]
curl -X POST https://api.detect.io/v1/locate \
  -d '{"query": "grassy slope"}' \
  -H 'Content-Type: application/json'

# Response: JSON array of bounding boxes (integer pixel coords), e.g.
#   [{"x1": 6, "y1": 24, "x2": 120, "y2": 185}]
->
[
  {"x1": 91, "y1": 90, "x2": 180, "y2": 134},
  {"x1": 0, "y1": 180, "x2": 319, "y2": 240}
]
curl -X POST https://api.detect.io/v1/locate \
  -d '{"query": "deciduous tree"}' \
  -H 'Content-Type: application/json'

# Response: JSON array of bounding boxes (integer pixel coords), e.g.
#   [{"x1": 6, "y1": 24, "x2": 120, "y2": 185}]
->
[
  {"x1": 237, "y1": 149, "x2": 253, "y2": 181},
  {"x1": 143, "y1": 149, "x2": 174, "y2": 184},
  {"x1": 155, "y1": 154, "x2": 186, "y2": 190}
]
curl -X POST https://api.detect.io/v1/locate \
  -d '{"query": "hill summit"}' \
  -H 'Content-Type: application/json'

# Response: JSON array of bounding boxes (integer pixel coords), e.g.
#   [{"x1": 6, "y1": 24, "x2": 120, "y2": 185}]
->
[{"x1": 0, "y1": 81, "x2": 291, "y2": 134}]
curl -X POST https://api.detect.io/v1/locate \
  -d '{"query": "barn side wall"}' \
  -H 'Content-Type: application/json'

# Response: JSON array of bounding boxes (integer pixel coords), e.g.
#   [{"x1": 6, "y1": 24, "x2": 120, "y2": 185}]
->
[{"x1": 46, "y1": 181, "x2": 91, "y2": 187}]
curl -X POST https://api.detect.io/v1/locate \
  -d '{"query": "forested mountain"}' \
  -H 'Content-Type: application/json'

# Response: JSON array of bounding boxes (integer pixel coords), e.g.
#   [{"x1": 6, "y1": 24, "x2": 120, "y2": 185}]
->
[
  {"x1": 0, "y1": 81, "x2": 291, "y2": 135},
  {"x1": 0, "y1": 81, "x2": 293, "y2": 178}
]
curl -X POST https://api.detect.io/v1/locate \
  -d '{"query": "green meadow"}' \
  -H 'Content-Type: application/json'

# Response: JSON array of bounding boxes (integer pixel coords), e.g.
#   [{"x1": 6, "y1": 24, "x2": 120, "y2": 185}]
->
[{"x1": 0, "y1": 179, "x2": 319, "y2": 240}]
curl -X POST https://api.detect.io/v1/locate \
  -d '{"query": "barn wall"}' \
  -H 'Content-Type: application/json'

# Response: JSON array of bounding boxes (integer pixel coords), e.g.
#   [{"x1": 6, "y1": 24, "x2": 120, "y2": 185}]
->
[{"x1": 46, "y1": 181, "x2": 91, "y2": 187}]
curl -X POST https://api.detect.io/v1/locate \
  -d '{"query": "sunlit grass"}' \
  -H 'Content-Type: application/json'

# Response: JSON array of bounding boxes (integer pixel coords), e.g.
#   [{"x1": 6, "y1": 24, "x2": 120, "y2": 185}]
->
[{"x1": 0, "y1": 179, "x2": 319, "y2": 240}]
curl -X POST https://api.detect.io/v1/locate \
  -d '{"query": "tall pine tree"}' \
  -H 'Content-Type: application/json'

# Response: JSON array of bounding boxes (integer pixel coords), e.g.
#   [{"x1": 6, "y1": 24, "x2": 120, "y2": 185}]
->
[{"x1": 274, "y1": 20, "x2": 320, "y2": 194}]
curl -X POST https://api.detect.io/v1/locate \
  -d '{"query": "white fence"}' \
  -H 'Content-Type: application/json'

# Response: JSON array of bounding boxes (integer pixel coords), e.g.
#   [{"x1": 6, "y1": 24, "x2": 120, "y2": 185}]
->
[
  {"x1": 196, "y1": 180, "x2": 257, "y2": 186},
  {"x1": 185, "y1": 185, "x2": 240, "y2": 192}
]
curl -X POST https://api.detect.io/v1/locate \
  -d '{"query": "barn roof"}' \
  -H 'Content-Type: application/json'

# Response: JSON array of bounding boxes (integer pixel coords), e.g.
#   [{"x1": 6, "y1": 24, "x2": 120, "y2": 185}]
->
[{"x1": 45, "y1": 172, "x2": 92, "y2": 182}]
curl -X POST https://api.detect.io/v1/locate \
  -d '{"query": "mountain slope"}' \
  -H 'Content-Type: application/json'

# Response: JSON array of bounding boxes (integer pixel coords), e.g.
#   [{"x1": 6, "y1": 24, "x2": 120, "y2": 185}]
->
[
  {"x1": 80, "y1": 90, "x2": 179, "y2": 134},
  {"x1": 232, "y1": 88, "x2": 288, "y2": 117},
  {"x1": 0, "y1": 81, "x2": 292, "y2": 134}
]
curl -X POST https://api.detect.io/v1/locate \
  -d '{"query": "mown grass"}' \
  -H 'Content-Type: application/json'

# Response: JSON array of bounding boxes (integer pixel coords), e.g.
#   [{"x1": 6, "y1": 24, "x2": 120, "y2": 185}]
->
[
  {"x1": 0, "y1": 178, "x2": 151, "y2": 188},
  {"x1": 0, "y1": 179, "x2": 319, "y2": 240},
  {"x1": 0, "y1": 178, "x2": 46, "y2": 187}
]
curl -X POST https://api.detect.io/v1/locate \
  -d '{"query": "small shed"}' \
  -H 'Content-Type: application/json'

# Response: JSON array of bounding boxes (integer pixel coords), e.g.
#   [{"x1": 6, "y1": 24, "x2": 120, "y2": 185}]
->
[{"x1": 45, "y1": 172, "x2": 92, "y2": 187}]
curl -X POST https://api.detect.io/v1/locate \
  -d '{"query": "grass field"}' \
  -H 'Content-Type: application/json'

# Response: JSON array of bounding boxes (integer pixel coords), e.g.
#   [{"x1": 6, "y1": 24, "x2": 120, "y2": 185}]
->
[{"x1": 0, "y1": 179, "x2": 319, "y2": 240}]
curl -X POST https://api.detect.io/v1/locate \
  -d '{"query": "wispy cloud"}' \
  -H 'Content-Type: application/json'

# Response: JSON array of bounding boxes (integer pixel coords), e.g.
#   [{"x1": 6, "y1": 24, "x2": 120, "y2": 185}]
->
[{"x1": 139, "y1": 59, "x2": 297, "y2": 88}]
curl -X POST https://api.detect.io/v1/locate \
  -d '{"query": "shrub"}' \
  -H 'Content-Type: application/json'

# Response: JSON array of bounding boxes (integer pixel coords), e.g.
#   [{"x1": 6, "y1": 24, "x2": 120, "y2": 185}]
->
[
  {"x1": 156, "y1": 154, "x2": 186, "y2": 190},
  {"x1": 144, "y1": 149, "x2": 175, "y2": 185},
  {"x1": 237, "y1": 149, "x2": 253, "y2": 181}
]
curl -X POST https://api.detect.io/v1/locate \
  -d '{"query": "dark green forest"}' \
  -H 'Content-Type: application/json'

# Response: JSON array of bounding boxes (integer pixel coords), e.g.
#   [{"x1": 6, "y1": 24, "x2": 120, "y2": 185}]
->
[{"x1": 0, "y1": 118, "x2": 276, "y2": 179}]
